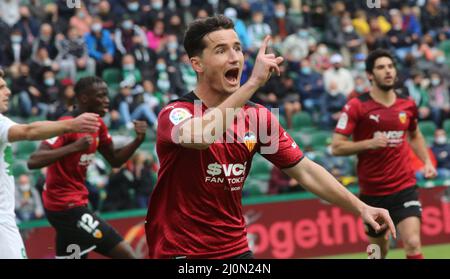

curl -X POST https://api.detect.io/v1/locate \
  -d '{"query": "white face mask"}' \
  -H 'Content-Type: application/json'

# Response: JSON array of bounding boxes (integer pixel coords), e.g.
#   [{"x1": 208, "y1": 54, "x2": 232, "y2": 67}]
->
[
  {"x1": 431, "y1": 78, "x2": 441, "y2": 87},
  {"x1": 92, "y1": 23, "x2": 102, "y2": 32},
  {"x1": 19, "y1": 183, "x2": 31, "y2": 192},
  {"x1": 436, "y1": 136, "x2": 447, "y2": 145}
]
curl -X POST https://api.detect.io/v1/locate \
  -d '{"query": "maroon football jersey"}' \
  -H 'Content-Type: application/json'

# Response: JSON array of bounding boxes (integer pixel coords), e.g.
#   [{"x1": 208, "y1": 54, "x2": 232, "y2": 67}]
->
[
  {"x1": 42, "y1": 114, "x2": 112, "y2": 211},
  {"x1": 146, "y1": 93, "x2": 303, "y2": 259},
  {"x1": 335, "y1": 93, "x2": 418, "y2": 196}
]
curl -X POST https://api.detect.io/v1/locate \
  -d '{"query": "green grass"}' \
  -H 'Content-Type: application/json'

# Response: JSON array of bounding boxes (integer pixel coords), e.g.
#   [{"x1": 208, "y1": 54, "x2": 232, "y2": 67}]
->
[{"x1": 319, "y1": 243, "x2": 450, "y2": 259}]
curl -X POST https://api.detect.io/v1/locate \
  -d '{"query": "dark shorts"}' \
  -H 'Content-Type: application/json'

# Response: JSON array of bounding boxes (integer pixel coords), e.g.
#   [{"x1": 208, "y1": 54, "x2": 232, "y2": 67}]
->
[
  {"x1": 45, "y1": 206, "x2": 123, "y2": 258},
  {"x1": 359, "y1": 186, "x2": 422, "y2": 238},
  {"x1": 231, "y1": 250, "x2": 254, "y2": 259}
]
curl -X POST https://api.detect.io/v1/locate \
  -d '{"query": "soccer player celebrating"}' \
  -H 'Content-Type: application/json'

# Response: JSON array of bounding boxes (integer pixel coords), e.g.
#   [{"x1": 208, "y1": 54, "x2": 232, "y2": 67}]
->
[
  {"x1": 0, "y1": 70, "x2": 100, "y2": 259},
  {"x1": 332, "y1": 49, "x2": 437, "y2": 259},
  {"x1": 145, "y1": 15, "x2": 396, "y2": 259},
  {"x1": 27, "y1": 77, "x2": 147, "y2": 259}
]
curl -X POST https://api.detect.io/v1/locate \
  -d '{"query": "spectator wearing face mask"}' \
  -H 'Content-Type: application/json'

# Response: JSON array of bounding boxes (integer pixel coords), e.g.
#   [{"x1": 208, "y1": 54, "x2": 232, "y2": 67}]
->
[
  {"x1": 347, "y1": 75, "x2": 370, "y2": 100},
  {"x1": 121, "y1": 54, "x2": 142, "y2": 86},
  {"x1": 146, "y1": 19, "x2": 166, "y2": 53},
  {"x1": 323, "y1": 54, "x2": 355, "y2": 97},
  {"x1": 69, "y1": 4, "x2": 93, "y2": 36},
  {"x1": 431, "y1": 129, "x2": 450, "y2": 179},
  {"x1": 55, "y1": 27, "x2": 95, "y2": 81},
  {"x1": 12, "y1": 6, "x2": 39, "y2": 45},
  {"x1": 224, "y1": 7, "x2": 249, "y2": 51},
  {"x1": 85, "y1": 17, "x2": 116, "y2": 76},
  {"x1": 3, "y1": 28, "x2": 32, "y2": 68},
  {"x1": 247, "y1": 9, "x2": 272, "y2": 52},
  {"x1": 320, "y1": 80, "x2": 347, "y2": 129},
  {"x1": 32, "y1": 23, "x2": 58, "y2": 60},
  {"x1": 297, "y1": 58, "x2": 325, "y2": 115},
  {"x1": 130, "y1": 35, "x2": 157, "y2": 80},
  {"x1": 428, "y1": 72, "x2": 450, "y2": 128},
  {"x1": 15, "y1": 174, "x2": 44, "y2": 222},
  {"x1": 115, "y1": 16, "x2": 147, "y2": 56}
]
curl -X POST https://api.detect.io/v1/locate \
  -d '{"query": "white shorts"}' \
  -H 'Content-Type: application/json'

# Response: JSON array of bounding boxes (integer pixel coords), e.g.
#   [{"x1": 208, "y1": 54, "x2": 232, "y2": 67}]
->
[{"x1": 0, "y1": 223, "x2": 27, "y2": 259}]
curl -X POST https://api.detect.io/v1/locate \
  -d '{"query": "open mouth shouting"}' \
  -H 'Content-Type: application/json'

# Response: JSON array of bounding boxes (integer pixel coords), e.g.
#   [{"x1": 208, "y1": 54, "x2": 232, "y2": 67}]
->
[{"x1": 224, "y1": 67, "x2": 240, "y2": 86}]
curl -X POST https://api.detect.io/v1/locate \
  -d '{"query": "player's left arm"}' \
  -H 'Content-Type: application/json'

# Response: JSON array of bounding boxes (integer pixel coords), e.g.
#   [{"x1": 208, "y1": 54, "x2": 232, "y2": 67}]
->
[
  {"x1": 283, "y1": 157, "x2": 396, "y2": 239},
  {"x1": 408, "y1": 127, "x2": 437, "y2": 179},
  {"x1": 98, "y1": 120, "x2": 147, "y2": 168}
]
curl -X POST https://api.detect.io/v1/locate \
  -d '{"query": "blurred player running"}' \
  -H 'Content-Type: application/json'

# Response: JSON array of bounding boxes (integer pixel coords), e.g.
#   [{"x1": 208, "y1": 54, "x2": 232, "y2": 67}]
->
[
  {"x1": 28, "y1": 77, "x2": 147, "y2": 259},
  {"x1": 332, "y1": 49, "x2": 437, "y2": 259},
  {"x1": 0, "y1": 69, "x2": 99, "y2": 259}
]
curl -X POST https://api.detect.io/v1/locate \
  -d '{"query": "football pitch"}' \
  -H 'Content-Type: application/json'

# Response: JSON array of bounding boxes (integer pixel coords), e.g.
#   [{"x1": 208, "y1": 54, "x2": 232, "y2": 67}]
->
[{"x1": 319, "y1": 243, "x2": 450, "y2": 259}]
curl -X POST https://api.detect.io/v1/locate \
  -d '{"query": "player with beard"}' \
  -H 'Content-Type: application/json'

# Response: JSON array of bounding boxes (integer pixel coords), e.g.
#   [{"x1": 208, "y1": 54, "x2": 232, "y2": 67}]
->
[{"x1": 332, "y1": 49, "x2": 437, "y2": 259}]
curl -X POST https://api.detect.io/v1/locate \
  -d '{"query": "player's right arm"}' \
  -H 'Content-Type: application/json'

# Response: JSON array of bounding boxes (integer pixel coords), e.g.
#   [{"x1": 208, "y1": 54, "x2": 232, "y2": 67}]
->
[
  {"x1": 7, "y1": 113, "x2": 99, "y2": 143},
  {"x1": 27, "y1": 136, "x2": 92, "y2": 169},
  {"x1": 331, "y1": 133, "x2": 388, "y2": 156},
  {"x1": 177, "y1": 36, "x2": 283, "y2": 150},
  {"x1": 330, "y1": 98, "x2": 388, "y2": 156}
]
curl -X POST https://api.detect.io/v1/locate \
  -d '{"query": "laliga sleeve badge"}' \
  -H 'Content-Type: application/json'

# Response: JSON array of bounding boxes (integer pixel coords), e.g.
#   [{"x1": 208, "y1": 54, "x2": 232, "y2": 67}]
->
[{"x1": 169, "y1": 108, "x2": 192, "y2": 125}]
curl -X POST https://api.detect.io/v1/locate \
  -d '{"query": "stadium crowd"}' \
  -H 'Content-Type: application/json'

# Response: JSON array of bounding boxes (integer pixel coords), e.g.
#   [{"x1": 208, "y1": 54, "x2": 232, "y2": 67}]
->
[{"x1": 0, "y1": 0, "x2": 449, "y2": 221}]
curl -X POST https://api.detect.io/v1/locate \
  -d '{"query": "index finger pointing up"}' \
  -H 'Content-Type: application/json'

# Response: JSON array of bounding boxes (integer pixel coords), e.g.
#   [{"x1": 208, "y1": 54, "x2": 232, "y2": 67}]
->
[{"x1": 258, "y1": 35, "x2": 272, "y2": 56}]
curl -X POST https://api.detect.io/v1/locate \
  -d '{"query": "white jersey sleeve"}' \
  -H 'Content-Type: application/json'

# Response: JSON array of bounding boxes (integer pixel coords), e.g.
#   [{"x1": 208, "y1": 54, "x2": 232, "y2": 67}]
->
[{"x1": 0, "y1": 114, "x2": 17, "y2": 144}]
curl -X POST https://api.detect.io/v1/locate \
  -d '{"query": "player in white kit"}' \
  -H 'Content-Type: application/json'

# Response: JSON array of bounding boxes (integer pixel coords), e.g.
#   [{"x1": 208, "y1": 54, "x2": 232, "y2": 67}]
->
[{"x1": 0, "y1": 69, "x2": 100, "y2": 258}]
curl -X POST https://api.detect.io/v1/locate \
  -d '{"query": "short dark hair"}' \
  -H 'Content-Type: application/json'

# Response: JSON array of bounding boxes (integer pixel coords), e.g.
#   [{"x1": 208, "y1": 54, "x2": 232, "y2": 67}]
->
[
  {"x1": 183, "y1": 15, "x2": 234, "y2": 58},
  {"x1": 74, "y1": 76, "x2": 105, "y2": 97},
  {"x1": 365, "y1": 49, "x2": 396, "y2": 73}
]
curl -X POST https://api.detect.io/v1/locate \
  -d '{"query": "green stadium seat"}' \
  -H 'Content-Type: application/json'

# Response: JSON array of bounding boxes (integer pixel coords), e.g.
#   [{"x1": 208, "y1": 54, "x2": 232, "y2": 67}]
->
[
  {"x1": 292, "y1": 112, "x2": 313, "y2": 130},
  {"x1": 443, "y1": 119, "x2": 450, "y2": 136},
  {"x1": 249, "y1": 160, "x2": 271, "y2": 175},
  {"x1": 419, "y1": 121, "x2": 437, "y2": 137},
  {"x1": 13, "y1": 162, "x2": 28, "y2": 177},
  {"x1": 14, "y1": 141, "x2": 38, "y2": 160},
  {"x1": 310, "y1": 131, "x2": 332, "y2": 150},
  {"x1": 75, "y1": 69, "x2": 92, "y2": 81},
  {"x1": 102, "y1": 68, "x2": 122, "y2": 94},
  {"x1": 278, "y1": 115, "x2": 287, "y2": 129}
]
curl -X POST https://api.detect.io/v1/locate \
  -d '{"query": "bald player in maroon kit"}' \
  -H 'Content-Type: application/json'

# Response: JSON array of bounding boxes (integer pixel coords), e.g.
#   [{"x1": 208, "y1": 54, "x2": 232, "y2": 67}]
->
[
  {"x1": 332, "y1": 49, "x2": 437, "y2": 259},
  {"x1": 28, "y1": 77, "x2": 147, "y2": 259},
  {"x1": 145, "y1": 15, "x2": 397, "y2": 259}
]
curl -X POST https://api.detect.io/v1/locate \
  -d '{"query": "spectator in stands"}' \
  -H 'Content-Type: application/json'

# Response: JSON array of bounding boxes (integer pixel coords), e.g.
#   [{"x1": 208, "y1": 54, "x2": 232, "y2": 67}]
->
[
  {"x1": 97, "y1": 0, "x2": 115, "y2": 31},
  {"x1": 297, "y1": 58, "x2": 325, "y2": 115},
  {"x1": 387, "y1": 9, "x2": 415, "y2": 61},
  {"x1": 317, "y1": 145, "x2": 356, "y2": 186},
  {"x1": 15, "y1": 174, "x2": 44, "y2": 222},
  {"x1": 47, "y1": 78, "x2": 76, "y2": 121},
  {"x1": 431, "y1": 129, "x2": 450, "y2": 179},
  {"x1": 10, "y1": 63, "x2": 45, "y2": 118},
  {"x1": 3, "y1": 28, "x2": 32, "y2": 68},
  {"x1": 69, "y1": 3, "x2": 93, "y2": 36},
  {"x1": 405, "y1": 70, "x2": 431, "y2": 120},
  {"x1": 320, "y1": 80, "x2": 347, "y2": 129},
  {"x1": 166, "y1": 13, "x2": 186, "y2": 44},
  {"x1": 247, "y1": 9, "x2": 271, "y2": 52},
  {"x1": 13, "y1": 5, "x2": 39, "y2": 45},
  {"x1": 32, "y1": 23, "x2": 58, "y2": 60},
  {"x1": 224, "y1": 7, "x2": 249, "y2": 51},
  {"x1": 85, "y1": 17, "x2": 116, "y2": 76},
  {"x1": 132, "y1": 152, "x2": 155, "y2": 209},
  {"x1": 324, "y1": 1, "x2": 348, "y2": 50},
  {"x1": 114, "y1": 16, "x2": 147, "y2": 56},
  {"x1": 102, "y1": 164, "x2": 136, "y2": 212},
  {"x1": 281, "y1": 27, "x2": 316, "y2": 68},
  {"x1": 55, "y1": 27, "x2": 95, "y2": 81},
  {"x1": 29, "y1": 47, "x2": 58, "y2": 83},
  {"x1": 146, "y1": 19, "x2": 166, "y2": 53},
  {"x1": 0, "y1": 0, "x2": 20, "y2": 27},
  {"x1": 421, "y1": 0, "x2": 448, "y2": 36},
  {"x1": 112, "y1": 79, "x2": 158, "y2": 130},
  {"x1": 348, "y1": 75, "x2": 370, "y2": 100},
  {"x1": 323, "y1": 54, "x2": 354, "y2": 97},
  {"x1": 121, "y1": 54, "x2": 142, "y2": 86},
  {"x1": 129, "y1": 34, "x2": 157, "y2": 80},
  {"x1": 333, "y1": 16, "x2": 367, "y2": 67},
  {"x1": 428, "y1": 72, "x2": 450, "y2": 128}
]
